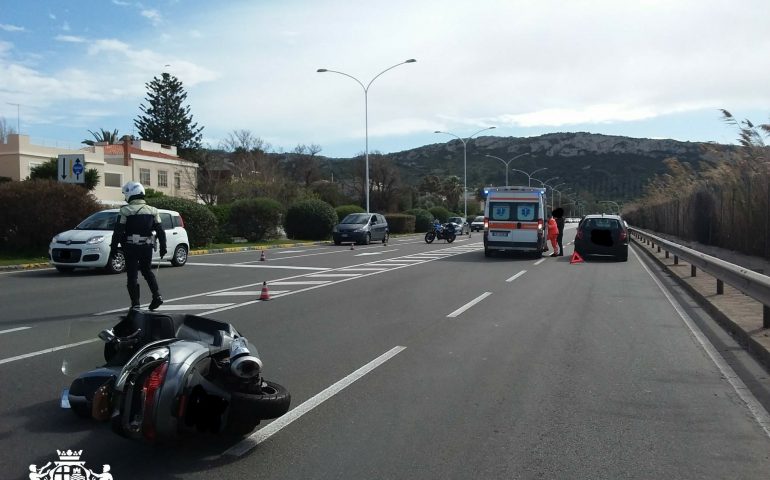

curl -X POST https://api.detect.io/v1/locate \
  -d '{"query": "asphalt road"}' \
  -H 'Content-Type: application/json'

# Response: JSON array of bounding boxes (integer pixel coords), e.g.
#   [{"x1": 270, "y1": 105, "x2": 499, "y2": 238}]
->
[{"x1": 2, "y1": 228, "x2": 770, "y2": 479}]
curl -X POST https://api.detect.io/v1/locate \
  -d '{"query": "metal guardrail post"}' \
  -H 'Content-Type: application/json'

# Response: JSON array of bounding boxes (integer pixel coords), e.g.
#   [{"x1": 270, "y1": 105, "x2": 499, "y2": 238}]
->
[
  {"x1": 691, "y1": 266, "x2": 696, "y2": 277},
  {"x1": 665, "y1": 251, "x2": 669, "y2": 258},
  {"x1": 717, "y1": 279, "x2": 724, "y2": 295},
  {"x1": 674, "y1": 255, "x2": 679, "y2": 265},
  {"x1": 765, "y1": 306, "x2": 770, "y2": 329},
  {"x1": 657, "y1": 245, "x2": 661, "y2": 253}
]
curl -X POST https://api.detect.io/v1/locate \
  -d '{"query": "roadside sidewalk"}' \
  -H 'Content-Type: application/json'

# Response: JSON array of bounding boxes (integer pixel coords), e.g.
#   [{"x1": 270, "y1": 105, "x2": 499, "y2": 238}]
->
[{"x1": 632, "y1": 233, "x2": 770, "y2": 370}]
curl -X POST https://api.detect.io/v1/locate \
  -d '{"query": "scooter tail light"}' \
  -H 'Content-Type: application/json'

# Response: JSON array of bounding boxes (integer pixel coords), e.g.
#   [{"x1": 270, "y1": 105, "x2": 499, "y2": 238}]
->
[{"x1": 141, "y1": 361, "x2": 168, "y2": 441}]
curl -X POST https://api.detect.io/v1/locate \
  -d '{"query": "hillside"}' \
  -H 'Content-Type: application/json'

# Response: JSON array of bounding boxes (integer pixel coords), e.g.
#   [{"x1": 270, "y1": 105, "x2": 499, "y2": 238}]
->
[{"x1": 384, "y1": 132, "x2": 721, "y2": 202}]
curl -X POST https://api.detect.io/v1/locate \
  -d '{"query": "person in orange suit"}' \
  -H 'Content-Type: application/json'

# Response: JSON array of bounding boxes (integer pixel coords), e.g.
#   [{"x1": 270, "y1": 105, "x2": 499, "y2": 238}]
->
[{"x1": 547, "y1": 214, "x2": 560, "y2": 257}]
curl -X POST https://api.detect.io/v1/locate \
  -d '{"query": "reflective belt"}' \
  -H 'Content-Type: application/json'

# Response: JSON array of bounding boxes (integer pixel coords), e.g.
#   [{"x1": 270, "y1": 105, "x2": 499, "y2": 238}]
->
[{"x1": 126, "y1": 234, "x2": 154, "y2": 245}]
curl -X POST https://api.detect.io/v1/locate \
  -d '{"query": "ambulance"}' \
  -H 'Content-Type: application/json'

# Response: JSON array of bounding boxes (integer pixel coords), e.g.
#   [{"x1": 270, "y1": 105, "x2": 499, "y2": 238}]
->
[{"x1": 483, "y1": 186, "x2": 547, "y2": 257}]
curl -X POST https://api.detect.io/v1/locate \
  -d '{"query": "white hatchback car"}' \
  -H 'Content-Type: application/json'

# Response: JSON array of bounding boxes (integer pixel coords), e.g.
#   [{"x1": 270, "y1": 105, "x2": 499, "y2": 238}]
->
[{"x1": 49, "y1": 208, "x2": 190, "y2": 273}]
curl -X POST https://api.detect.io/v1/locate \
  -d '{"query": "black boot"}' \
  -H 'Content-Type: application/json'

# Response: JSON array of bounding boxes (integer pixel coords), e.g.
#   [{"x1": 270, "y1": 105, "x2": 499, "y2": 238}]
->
[
  {"x1": 149, "y1": 295, "x2": 163, "y2": 311},
  {"x1": 127, "y1": 284, "x2": 141, "y2": 310}
]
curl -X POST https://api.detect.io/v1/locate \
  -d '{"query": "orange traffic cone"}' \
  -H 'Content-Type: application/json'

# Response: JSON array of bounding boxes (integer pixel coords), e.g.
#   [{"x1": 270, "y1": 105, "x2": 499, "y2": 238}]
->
[
  {"x1": 259, "y1": 281, "x2": 271, "y2": 300},
  {"x1": 570, "y1": 251, "x2": 584, "y2": 264},
  {"x1": 260, "y1": 250, "x2": 266, "y2": 261}
]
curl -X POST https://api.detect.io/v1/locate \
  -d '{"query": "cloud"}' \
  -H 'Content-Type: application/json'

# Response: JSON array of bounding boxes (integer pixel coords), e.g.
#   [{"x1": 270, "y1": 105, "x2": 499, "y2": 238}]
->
[
  {"x1": 61, "y1": 21, "x2": 70, "y2": 32},
  {"x1": 112, "y1": 0, "x2": 131, "y2": 5},
  {"x1": 141, "y1": 9, "x2": 162, "y2": 26},
  {"x1": 55, "y1": 35, "x2": 86, "y2": 43},
  {"x1": 0, "y1": 24, "x2": 25, "y2": 32}
]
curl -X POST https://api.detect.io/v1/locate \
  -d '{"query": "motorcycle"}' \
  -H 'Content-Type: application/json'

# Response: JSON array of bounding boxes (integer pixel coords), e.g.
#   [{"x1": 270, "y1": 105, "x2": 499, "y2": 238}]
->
[
  {"x1": 425, "y1": 223, "x2": 456, "y2": 244},
  {"x1": 61, "y1": 310, "x2": 291, "y2": 441}
]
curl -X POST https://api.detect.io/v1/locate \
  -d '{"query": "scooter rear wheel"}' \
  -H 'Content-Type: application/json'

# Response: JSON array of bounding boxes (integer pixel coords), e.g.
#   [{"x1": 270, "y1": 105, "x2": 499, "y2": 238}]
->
[{"x1": 226, "y1": 380, "x2": 291, "y2": 435}]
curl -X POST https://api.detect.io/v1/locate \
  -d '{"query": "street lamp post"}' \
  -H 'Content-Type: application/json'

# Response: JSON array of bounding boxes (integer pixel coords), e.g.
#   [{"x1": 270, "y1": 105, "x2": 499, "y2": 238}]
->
[
  {"x1": 435, "y1": 127, "x2": 496, "y2": 221},
  {"x1": 531, "y1": 176, "x2": 560, "y2": 212},
  {"x1": 508, "y1": 167, "x2": 547, "y2": 187},
  {"x1": 483, "y1": 153, "x2": 530, "y2": 186},
  {"x1": 317, "y1": 59, "x2": 416, "y2": 213}
]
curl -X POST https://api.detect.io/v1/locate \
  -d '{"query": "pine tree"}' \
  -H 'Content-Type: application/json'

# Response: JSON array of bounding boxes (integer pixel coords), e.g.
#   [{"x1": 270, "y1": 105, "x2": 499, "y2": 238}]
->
[{"x1": 134, "y1": 73, "x2": 203, "y2": 150}]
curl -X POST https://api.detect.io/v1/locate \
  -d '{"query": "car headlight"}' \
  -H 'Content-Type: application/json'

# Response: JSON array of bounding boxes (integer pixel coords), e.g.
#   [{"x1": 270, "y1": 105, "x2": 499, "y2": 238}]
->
[
  {"x1": 87, "y1": 235, "x2": 106, "y2": 244},
  {"x1": 333, "y1": 226, "x2": 338, "y2": 233},
  {"x1": 52, "y1": 235, "x2": 59, "y2": 243}
]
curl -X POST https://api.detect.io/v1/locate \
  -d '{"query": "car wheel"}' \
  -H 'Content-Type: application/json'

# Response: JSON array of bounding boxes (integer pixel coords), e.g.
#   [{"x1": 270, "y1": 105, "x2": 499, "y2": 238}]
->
[
  {"x1": 334, "y1": 239, "x2": 341, "y2": 246},
  {"x1": 484, "y1": 247, "x2": 491, "y2": 257},
  {"x1": 55, "y1": 266, "x2": 75, "y2": 273},
  {"x1": 364, "y1": 233, "x2": 371, "y2": 245},
  {"x1": 382, "y1": 232, "x2": 389, "y2": 244},
  {"x1": 171, "y1": 245, "x2": 188, "y2": 267},
  {"x1": 105, "y1": 250, "x2": 126, "y2": 274}
]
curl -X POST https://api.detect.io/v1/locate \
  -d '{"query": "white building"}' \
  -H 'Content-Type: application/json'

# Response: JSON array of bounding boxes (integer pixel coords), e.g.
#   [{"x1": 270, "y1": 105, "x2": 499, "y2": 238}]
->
[{"x1": 0, "y1": 134, "x2": 198, "y2": 204}]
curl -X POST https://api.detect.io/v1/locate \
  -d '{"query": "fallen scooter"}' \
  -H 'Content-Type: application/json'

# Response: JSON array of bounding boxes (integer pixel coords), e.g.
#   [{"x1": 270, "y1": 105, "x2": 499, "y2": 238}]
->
[{"x1": 62, "y1": 310, "x2": 291, "y2": 442}]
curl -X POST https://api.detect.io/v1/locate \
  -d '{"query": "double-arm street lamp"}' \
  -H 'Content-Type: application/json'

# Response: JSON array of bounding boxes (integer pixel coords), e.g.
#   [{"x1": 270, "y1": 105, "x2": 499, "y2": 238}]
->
[
  {"x1": 435, "y1": 126, "x2": 496, "y2": 220},
  {"x1": 317, "y1": 59, "x2": 417, "y2": 213},
  {"x1": 508, "y1": 167, "x2": 547, "y2": 187},
  {"x1": 483, "y1": 152, "x2": 530, "y2": 187}
]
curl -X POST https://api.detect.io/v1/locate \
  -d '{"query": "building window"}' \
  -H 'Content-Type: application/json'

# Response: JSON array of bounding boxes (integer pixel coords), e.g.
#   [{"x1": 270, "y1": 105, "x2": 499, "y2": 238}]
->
[
  {"x1": 158, "y1": 170, "x2": 168, "y2": 187},
  {"x1": 104, "y1": 172, "x2": 122, "y2": 187},
  {"x1": 139, "y1": 168, "x2": 150, "y2": 185},
  {"x1": 174, "y1": 172, "x2": 181, "y2": 189}
]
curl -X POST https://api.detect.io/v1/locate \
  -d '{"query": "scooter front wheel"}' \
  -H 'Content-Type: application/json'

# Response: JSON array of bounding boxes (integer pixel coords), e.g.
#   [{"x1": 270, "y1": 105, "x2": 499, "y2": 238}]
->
[{"x1": 425, "y1": 232, "x2": 436, "y2": 243}]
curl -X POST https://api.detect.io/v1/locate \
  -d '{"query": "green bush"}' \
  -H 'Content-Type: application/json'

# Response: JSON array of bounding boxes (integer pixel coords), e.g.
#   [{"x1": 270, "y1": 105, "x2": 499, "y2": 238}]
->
[
  {"x1": 229, "y1": 198, "x2": 284, "y2": 242},
  {"x1": 0, "y1": 180, "x2": 101, "y2": 254},
  {"x1": 405, "y1": 208, "x2": 434, "y2": 232},
  {"x1": 284, "y1": 199, "x2": 337, "y2": 240},
  {"x1": 335, "y1": 204, "x2": 365, "y2": 222},
  {"x1": 385, "y1": 214, "x2": 415, "y2": 234},
  {"x1": 208, "y1": 204, "x2": 233, "y2": 243},
  {"x1": 147, "y1": 196, "x2": 218, "y2": 248},
  {"x1": 428, "y1": 206, "x2": 451, "y2": 223}
]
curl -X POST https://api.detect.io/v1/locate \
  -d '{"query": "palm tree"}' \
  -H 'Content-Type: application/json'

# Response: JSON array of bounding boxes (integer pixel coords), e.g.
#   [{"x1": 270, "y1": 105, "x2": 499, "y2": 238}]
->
[
  {"x1": 81, "y1": 128, "x2": 121, "y2": 146},
  {"x1": 441, "y1": 176, "x2": 464, "y2": 211}
]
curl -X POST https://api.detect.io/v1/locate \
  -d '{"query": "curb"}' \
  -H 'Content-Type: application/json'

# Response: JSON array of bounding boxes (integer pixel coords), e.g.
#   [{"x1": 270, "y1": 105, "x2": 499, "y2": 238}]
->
[
  {"x1": 632, "y1": 237, "x2": 770, "y2": 371},
  {"x1": 0, "y1": 241, "x2": 334, "y2": 272}
]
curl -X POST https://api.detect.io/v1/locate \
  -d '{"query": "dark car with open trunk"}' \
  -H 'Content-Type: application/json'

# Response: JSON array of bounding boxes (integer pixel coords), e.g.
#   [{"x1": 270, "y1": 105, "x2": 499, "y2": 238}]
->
[{"x1": 574, "y1": 214, "x2": 628, "y2": 261}]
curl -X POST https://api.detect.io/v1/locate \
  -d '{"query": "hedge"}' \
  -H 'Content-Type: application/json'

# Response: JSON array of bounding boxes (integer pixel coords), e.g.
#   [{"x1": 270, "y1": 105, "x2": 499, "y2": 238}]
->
[
  {"x1": 385, "y1": 214, "x2": 415, "y2": 234},
  {"x1": 147, "y1": 196, "x2": 218, "y2": 248},
  {"x1": 428, "y1": 206, "x2": 451, "y2": 223},
  {"x1": 284, "y1": 199, "x2": 337, "y2": 240},
  {"x1": 228, "y1": 197, "x2": 284, "y2": 242},
  {"x1": 0, "y1": 180, "x2": 102, "y2": 254},
  {"x1": 405, "y1": 208, "x2": 434, "y2": 232}
]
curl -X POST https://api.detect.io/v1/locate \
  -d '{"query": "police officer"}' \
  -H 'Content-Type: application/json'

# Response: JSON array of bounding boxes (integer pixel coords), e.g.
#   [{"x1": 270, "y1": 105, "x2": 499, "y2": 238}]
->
[{"x1": 110, "y1": 181, "x2": 167, "y2": 310}]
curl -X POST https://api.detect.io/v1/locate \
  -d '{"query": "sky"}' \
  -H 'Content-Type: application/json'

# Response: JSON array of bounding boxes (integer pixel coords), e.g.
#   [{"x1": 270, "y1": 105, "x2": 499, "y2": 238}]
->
[{"x1": 1, "y1": 0, "x2": 769, "y2": 157}]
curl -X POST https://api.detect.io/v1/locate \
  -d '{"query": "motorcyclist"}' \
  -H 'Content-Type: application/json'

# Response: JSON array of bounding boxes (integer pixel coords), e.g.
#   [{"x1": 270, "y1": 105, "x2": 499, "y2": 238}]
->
[{"x1": 110, "y1": 181, "x2": 166, "y2": 311}]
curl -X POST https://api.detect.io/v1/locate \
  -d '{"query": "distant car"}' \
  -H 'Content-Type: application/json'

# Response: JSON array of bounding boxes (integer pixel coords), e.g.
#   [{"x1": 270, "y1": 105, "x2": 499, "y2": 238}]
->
[
  {"x1": 49, "y1": 208, "x2": 190, "y2": 273},
  {"x1": 470, "y1": 216, "x2": 484, "y2": 232},
  {"x1": 332, "y1": 213, "x2": 389, "y2": 245},
  {"x1": 447, "y1": 216, "x2": 470, "y2": 235},
  {"x1": 573, "y1": 214, "x2": 628, "y2": 261}
]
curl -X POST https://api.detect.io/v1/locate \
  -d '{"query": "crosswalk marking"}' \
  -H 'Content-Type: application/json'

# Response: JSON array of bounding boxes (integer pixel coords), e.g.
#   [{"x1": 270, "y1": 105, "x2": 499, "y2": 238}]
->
[
  {"x1": 308, "y1": 273, "x2": 362, "y2": 277},
  {"x1": 155, "y1": 303, "x2": 234, "y2": 311},
  {"x1": 208, "y1": 291, "x2": 290, "y2": 296},
  {"x1": 268, "y1": 281, "x2": 331, "y2": 285}
]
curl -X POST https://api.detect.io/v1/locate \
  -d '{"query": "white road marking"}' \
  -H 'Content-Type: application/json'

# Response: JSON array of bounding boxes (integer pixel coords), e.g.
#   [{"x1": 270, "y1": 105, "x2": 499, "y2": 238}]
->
[
  {"x1": 274, "y1": 250, "x2": 308, "y2": 254},
  {"x1": 154, "y1": 303, "x2": 234, "y2": 310},
  {"x1": 632, "y1": 248, "x2": 770, "y2": 439},
  {"x1": 447, "y1": 292, "x2": 493, "y2": 318},
  {"x1": 534, "y1": 258, "x2": 546, "y2": 266},
  {"x1": 186, "y1": 262, "x2": 328, "y2": 271},
  {"x1": 223, "y1": 346, "x2": 407, "y2": 457},
  {"x1": 339, "y1": 267, "x2": 389, "y2": 271},
  {"x1": 0, "y1": 339, "x2": 99, "y2": 366},
  {"x1": 366, "y1": 263, "x2": 411, "y2": 267},
  {"x1": 308, "y1": 273, "x2": 362, "y2": 278},
  {"x1": 355, "y1": 252, "x2": 386, "y2": 256},
  {"x1": 207, "y1": 291, "x2": 290, "y2": 296},
  {"x1": 0, "y1": 326, "x2": 30, "y2": 335},
  {"x1": 268, "y1": 281, "x2": 330, "y2": 285},
  {"x1": 506, "y1": 270, "x2": 527, "y2": 283}
]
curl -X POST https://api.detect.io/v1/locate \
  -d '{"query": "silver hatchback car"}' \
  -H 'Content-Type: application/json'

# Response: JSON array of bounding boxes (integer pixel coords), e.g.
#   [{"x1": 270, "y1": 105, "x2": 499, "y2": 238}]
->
[{"x1": 49, "y1": 208, "x2": 190, "y2": 273}]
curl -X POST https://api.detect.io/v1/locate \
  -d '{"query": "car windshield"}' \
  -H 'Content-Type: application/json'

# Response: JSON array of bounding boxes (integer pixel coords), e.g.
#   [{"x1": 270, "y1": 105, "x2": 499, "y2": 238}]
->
[
  {"x1": 75, "y1": 211, "x2": 118, "y2": 230},
  {"x1": 473, "y1": 216, "x2": 484, "y2": 222},
  {"x1": 584, "y1": 218, "x2": 621, "y2": 230},
  {"x1": 341, "y1": 213, "x2": 370, "y2": 224},
  {"x1": 448, "y1": 217, "x2": 462, "y2": 223}
]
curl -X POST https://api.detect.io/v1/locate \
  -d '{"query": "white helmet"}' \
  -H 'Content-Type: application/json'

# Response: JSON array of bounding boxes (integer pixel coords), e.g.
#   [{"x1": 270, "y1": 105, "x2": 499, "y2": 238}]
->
[{"x1": 122, "y1": 181, "x2": 145, "y2": 201}]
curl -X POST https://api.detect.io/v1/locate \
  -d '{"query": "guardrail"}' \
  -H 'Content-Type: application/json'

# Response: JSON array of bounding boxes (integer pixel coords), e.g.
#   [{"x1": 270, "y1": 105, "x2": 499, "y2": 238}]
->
[{"x1": 629, "y1": 227, "x2": 770, "y2": 328}]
